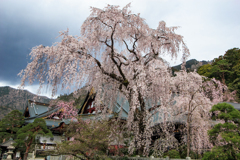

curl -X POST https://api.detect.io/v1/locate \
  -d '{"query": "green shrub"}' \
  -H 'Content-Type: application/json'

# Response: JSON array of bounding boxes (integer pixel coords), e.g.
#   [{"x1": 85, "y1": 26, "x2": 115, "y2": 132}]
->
[
  {"x1": 202, "y1": 147, "x2": 240, "y2": 160},
  {"x1": 178, "y1": 145, "x2": 202, "y2": 159},
  {"x1": 163, "y1": 149, "x2": 181, "y2": 158},
  {"x1": 118, "y1": 148, "x2": 128, "y2": 156}
]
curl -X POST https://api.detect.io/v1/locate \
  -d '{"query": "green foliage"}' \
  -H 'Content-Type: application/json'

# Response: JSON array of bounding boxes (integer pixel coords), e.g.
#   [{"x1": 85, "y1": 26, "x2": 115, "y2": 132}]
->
[
  {"x1": 202, "y1": 147, "x2": 240, "y2": 160},
  {"x1": 211, "y1": 59, "x2": 232, "y2": 84},
  {"x1": 35, "y1": 150, "x2": 56, "y2": 158},
  {"x1": 205, "y1": 103, "x2": 240, "y2": 160},
  {"x1": 173, "y1": 59, "x2": 210, "y2": 73},
  {"x1": 118, "y1": 148, "x2": 129, "y2": 156},
  {"x1": 178, "y1": 145, "x2": 202, "y2": 159},
  {"x1": 210, "y1": 103, "x2": 240, "y2": 123},
  {"x1": 171, "y1": 67, "x2": 179, "y2": 76},
  {"x1": 197, "y1": 64, "x2": 213, "y2": 78},
  {"x1": 197, "y1": 48, "x2": 240, "y2": 101},
  {"x1": 119, "y1": 156, "x2": 129, "y2": 160},
  {"x1": 16, "y1": 118, "x2": 52, "y2": 160},
  {"x1": 163, "y1": 149, "x2": 181, "y2": 158},
  {"x1": 57, "y1": 93, "x2": 74, "y2": 102},
  {"x1": 0, "y1": 120, "x2": 9, "y2": 143},
  {"x1": 228, "y1": 62, "x2": 240, "y2": 99},
  {"x1": 16, "y1": 118, "x2": 52, "y2": 145},
  {"x1": 223, "y1": 48, "x2": 240, "y2": 68},
  {"x1": 56, "y1": 118, "x2": 117, "y2": 160},
  {"x1": 0, "y1": 110, "x2": 24, "y2": 143}
]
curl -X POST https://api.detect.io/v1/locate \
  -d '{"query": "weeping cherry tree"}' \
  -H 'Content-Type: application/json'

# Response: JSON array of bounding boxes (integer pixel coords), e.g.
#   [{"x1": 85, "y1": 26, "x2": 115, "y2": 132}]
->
[{"x1": 19, "y1": 4, "x2": 229, "y2": 156}]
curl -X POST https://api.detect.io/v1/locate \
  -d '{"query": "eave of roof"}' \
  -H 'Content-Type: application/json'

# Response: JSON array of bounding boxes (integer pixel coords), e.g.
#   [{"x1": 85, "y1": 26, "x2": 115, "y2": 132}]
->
[
  {"x1": 24, "y1": 107, "x2": 60, "y2": 120},
  {"x1": 28, "y1": 100, "x2": 50, "y2": 106}
]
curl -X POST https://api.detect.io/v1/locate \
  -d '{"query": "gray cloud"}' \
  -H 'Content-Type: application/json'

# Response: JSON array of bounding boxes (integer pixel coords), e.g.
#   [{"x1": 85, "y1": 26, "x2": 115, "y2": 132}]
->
[{"x1": 0, "y1": 0, "x2": 84, "y2": 84}]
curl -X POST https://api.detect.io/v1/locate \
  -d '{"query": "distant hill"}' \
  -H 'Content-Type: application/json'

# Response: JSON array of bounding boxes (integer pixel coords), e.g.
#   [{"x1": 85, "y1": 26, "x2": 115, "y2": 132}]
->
[
  {"x1": 0, "y1": 86, "x2": 51, "y2": 119},
  {"x1": 172, "y1": 59, "x2": 211, "y2": 72},
  {"x1": 0, "y1": 85, "x2": 90, "y2": 119}
]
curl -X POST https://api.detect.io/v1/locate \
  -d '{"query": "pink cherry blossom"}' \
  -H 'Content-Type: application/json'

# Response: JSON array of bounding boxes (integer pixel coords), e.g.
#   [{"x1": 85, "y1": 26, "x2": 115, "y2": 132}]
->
[{"x1": 19, "y1": 3, "x2": 231, "y2": 156}]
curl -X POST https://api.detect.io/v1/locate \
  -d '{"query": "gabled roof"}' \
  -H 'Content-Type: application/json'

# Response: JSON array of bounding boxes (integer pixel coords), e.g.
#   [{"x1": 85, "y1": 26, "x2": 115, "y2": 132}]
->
[
  {"x1": 24, "y1": 100, "x2": 53, "y2": 118},
  {"x1": 24, "y1": 100, "x2": 70, "y2": 130},
  {"x1": 24, "y1": 107, "x2": 59, "y2": 120}
]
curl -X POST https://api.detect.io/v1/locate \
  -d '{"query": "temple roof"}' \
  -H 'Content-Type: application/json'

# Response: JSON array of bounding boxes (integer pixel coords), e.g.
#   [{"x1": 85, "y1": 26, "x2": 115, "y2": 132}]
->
[
  {"x1": 23, "y1": 100, "x2": 57, "y2": 118},
  {"x1": 23, "y1": 100, "x2": 70, "y2": 130},
  {"x1": 24, "y1": 97, "x2": 240, "y2": 130}
]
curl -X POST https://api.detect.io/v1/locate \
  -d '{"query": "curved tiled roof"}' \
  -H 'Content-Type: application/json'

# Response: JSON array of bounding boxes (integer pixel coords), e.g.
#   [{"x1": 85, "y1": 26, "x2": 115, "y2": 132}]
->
[{"x1": 24, "y1": 100, "x2": 70, "y2": 129}]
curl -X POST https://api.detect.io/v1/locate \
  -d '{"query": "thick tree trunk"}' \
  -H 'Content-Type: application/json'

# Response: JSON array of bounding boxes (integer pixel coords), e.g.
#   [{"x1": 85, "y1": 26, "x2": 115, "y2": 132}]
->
[
  {"x1": 137, "y1": 92, "x2": 146, "y2": 156},
  {"x1": 222, "y1": 73, "x2": 225, "y2": 85},
  {"x1": 133, "y1": 107, "x2": 145, "y2": 156},
  {"x1": 187, "y1": 115, "x2": 191, "y2": 157},
  {"x1": 24, "y1": 138, "x2": 33, "y2": 160},
  {"x1": 24, "y1": 145, "x2": 30, "y2": 160},
  {"x1": 138, "y1": 114, "x2": 145, "y2": 156},
  {"x1": 128, "y1": 91, "x2": 145, "y2": 156}
]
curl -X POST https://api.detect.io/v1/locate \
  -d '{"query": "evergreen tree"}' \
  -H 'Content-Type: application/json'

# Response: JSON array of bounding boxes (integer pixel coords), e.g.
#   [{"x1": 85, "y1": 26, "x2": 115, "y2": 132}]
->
[
  {"x1": 57, "y1": 118, "x2": 118, "y2": 160},
  {"x1": 0, "y1": 110, "x2": 24, "y2": 143},
  {"x1": 211, "y1": 59, "x2": 232, "y2": 85},
  {"x1": 203, "y1": 103, "x2": 240, "y2": 160},
  {"x1": 198, "y1": 48, "x2": 240, "y2": 101},
  {"x1": 197, "y1": 63, "x2": 213, "y2": 78},
  {"x1": 16, "y1": 118, "x2": 52, "y2": 160}
]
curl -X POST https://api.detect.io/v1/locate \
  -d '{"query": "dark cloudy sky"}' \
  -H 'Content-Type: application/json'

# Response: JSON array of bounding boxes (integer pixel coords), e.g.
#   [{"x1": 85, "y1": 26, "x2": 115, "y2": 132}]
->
[{"x1": 0, "y1": 0, "x2": 240, "y2": 98}]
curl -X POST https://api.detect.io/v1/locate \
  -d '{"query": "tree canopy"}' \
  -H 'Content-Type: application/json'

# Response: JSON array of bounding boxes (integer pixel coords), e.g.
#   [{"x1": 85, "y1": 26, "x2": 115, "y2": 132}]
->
[
  {"x1": 57, "y1": 118, "x2": 120, "y2": 160},
  {"x1": 198, "y1": 48, "x2": 240, "y2": 101},
  {"x1": 0, "y1": 110, "x2": 24, "y2": 143},
  {"x1": 202, "y1": 103, "x2": 240, "y2": 160},
  {"x1": 16, "y1": 118, "x2": 52, "y2": 160},
  {"x1": 197, "y1": 64, "x2": 212, "y2": 78}
]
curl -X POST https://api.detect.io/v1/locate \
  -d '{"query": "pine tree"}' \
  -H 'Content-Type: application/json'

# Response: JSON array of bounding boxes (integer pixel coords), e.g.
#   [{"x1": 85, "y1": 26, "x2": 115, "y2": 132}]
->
[
  {"x1": 16, "y1": 118, "x2": 52, "y2": 160},
  {"x1": 0, "y1": 110, "x2": 24, "y2": 143},
  {"x1": 203, "y1": 103, "x2": 240, "y2": 160}
]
